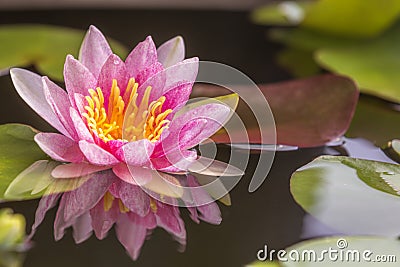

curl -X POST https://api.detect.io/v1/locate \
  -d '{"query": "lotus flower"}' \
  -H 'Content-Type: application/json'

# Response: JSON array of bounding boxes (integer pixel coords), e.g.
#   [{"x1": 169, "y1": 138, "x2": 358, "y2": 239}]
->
[{"x1": 9, "y1": 26, "x2": 239, "y2": 260}]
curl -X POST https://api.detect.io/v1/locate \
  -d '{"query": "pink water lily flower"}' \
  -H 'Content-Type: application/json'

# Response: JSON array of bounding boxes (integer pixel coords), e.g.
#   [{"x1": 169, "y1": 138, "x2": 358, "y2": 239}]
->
[
  {"x1": 11, "y1": 25, "x2": 230, "y2": 183},
  {"x1": 9, "y1": 25, "x2": 234, "y2": 260}
]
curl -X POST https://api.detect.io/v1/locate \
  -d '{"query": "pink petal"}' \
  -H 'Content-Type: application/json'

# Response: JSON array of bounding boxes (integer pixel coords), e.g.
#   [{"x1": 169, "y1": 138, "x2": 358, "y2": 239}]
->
[
  {"x1": 159, "y1": 103, "x2": 230, "y2": 156},
  {"x1": 52, "y1": 162, "x2": 110, "y2": 178},
  {"x1": 116, "y1": 213, "x2": 148, "y2": 261},
  {"x1": 157, "y1": 36, "x2": 185, "y2": 68},
  {"x1": 73, "y1": 93, "x2": 87, "y2": 116},
  {"x1": 187, "y1": 175, "x2": 221, "y2": 225},
  {"x1": 162, "y1": 82, "x2": 192, "y2": 112},
  {"x1": 134, "y1": 61, "x2": 164, "y2": 87},
  {"x1": 78, "y1": 25, "x2": 112, "y2": 79},
  {"x1": 112, "y1": 163, "x2": 153, "y2": 185},
  {"x1": 115, "y1": 139, "x2": 154, "y2": 166},
  {"x1": 90, "y1": 197, "x2": 119, "y2": 240},
  {"x1": 62, "y1": 171, "x2": 115, "y2": 224},
  {"x1": 153, "y1": 119, "x2": 207, "y2": 158},
  {"x1": 64, "y1": 55, "x2": 97, "y2": 107},
  {"x1": 125, "y1": 36, "x2": 158, "y2": 78},
  {"x1": 34, "y1": 132, "x2": 84, "y2": 163},
  {"x1": 151, "y1": 149, "x2": 197, "y2": 172},
  {"x1": 42, "y1": 77, "x2": 78, "y2": 139},
  {"x1": 79, "y1": 140, "x2": 120, "y2": 166},
  {"x1": 112, "y1": 179, "x2": 150, "y2": 217},
  {"x1": 148, "y1": 57, "x2": 199, "y2": 103},
  {"x1": 97, "y1": 54, "x2": 129, "y2": 105},
  {"x1": 155, "y1": 201, "x2": 186, "y2": 246},
  {"x1": 72, "y1": 211, "x2": 93, "y2": 244},
  {"x1": 70, "y1": 108, "x2": 94, "y2": 143},
  {"x1": 29, "y1": 193, "x2": 61, "y2": 240},
  {"x1": 10, "y1": 68, "x2": 69, "y2": 137}
]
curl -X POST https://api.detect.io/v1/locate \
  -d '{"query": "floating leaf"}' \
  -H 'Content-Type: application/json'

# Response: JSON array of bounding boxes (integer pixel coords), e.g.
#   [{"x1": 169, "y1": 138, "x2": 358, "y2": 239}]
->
[
  {"x1": 301, "y1": 0, "x2": 400, "y2": 38},
  {"x1": 276, "y1": 47, "x2": 322, "y2": 78},
  {"x1": 0, "y1": 124, "x2": 47, "y2": 200},
  {"x1": 0, "y1": 24, "x2": 127, "y2": 81},
  {"x1": 346, "y1": 96, "x2": 400, "y2": 146},
  {"x1": 316, "y1": 23, "x2": 400, "y2": 103},
  {"x1": 291, "y1": 155, "x2": 400, "y2": 236},
  {"x1": 194, "y1": 75, "x2": 359, "y2": 147}
]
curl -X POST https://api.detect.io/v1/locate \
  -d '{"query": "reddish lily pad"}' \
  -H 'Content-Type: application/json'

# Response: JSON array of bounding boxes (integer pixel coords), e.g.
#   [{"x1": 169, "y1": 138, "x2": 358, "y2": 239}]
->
[{"x1": 192, "y1": 74, "x2": 359, "y2": 147}]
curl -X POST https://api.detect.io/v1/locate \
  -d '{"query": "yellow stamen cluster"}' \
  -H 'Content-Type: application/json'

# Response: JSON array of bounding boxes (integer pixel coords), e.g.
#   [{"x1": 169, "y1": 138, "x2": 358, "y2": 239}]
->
[{"x1": 82, "y1": 78, "x2": 172, "y2": 143}]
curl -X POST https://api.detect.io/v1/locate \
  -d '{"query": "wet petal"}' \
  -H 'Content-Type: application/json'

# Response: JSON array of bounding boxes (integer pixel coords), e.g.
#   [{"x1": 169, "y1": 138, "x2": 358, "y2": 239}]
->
[
  {"x1": 64, "y1": 55, "x2": 97, "y2": 106},
  {"x1": 79, "y1": 140, "x2": 120, "y2": 166},
  {"x1": 78, "y1": 25, "x2": 112, "y2": 79},
  {"x1": 187, "y1": 156, "x2": 244, "y2": 176},
  {"x1": 34, "y1": 133, "x2": 84, "y2": 163},
  {"x1": 125, "y1": 36, "x2": 158, "y2": 78},
  {"x1": 51, "y1": 162, "x2": 110, "y2": 178},
  {"x1": 157, "y1": 36, "x2": 185, "y2": 68},
  {"x1": 10, "y1": 68, "x2": 69, "y2": 136},
  {"x1": 97, "y1": 54, "x2": 129, "y2": 104}
]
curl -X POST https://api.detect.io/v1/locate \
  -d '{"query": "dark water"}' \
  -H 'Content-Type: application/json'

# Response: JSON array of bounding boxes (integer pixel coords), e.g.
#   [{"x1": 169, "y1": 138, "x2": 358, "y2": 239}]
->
[{"x1": 0, "y1": 9, "x2": 389, "y2": 267}]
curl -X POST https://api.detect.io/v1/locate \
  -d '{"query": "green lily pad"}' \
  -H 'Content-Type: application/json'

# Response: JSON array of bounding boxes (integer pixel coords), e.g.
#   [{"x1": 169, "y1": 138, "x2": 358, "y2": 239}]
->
[
  {"x1": 346, "y1": 96, "x2": 400, "y2": 146},
  {"x1": 301, "y1": 0, "x2": 400, "y2": 38},
  {"x1": 291, "y1": 155, "x2": 400, "y2": 236},
  {"x1": 0, "y1": 209, "x2": 26, "y2": 251},
  {"x1": 316, "y1": 23, "x2": 400, "y2": 103},
  {"x1": 0, "y1": 124, "x2": 47, "y2": 199},
  {"x1": 276, "y1": 47, "x2": 322, "y2": 78},
  {"x1": 0, "y1": 24, "x2": 128, "y2": 81}
]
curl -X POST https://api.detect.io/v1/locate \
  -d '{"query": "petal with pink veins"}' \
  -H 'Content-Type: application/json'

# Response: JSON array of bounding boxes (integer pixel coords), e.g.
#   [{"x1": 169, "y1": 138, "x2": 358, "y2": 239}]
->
[
  {"x1": 62, "y1": 171, "x2": 115, "y2": 224},
  {"x1": 79, "y1": 140, "x2": 120, "y2": 166},
  {"x1": 162, "y1": 82, "x2": 193, "y2": 112},
  {"x1": 151, "y1": 149, "x2": 197, "y2": 173},
  {"x1": 115, "y1": 139, "x2": 154, "y2": 166},
  {"x1": 42, "y1": 77, "x2": 78, "y2": 139},
  {"x1": 157, "y1": 36, "x2": 185, "y2": 68},
  {"x1": 10, "y1": 68, "x2": 70, "y2": 137},
  {"x1": 34, "y1": 132, "x2": 84, "y2": 163},
  {"x1": 112, "y1": 179, "x2": 150, "y2": 217},
  {"x1": 78, "y1": 25, "x2": 112, "y2": 79},
  {"x1": 90, "y1": 198, "x2": 119, "y2": 240},
  {"x1": 69, "y1": 108, "x2": 94, "y2": 143},
  {"x1": 97, "y1": 54, "x2": 129, "y2": 104},
  {"x1": 64, "y1": 55, "x2": 97, "y2": 106},
  {"x1": 51, "y1": 162, "x2": 110, "y2": 178},
  {"x1": 125, "y1": 36, "x2": 158, "y2": 78}
]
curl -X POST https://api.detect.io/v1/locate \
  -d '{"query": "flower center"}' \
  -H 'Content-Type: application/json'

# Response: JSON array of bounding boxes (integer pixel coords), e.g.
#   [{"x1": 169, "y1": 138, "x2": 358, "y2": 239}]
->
[{"x1": 82, "y1": 78, "x2": 172, "y2": 143}]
